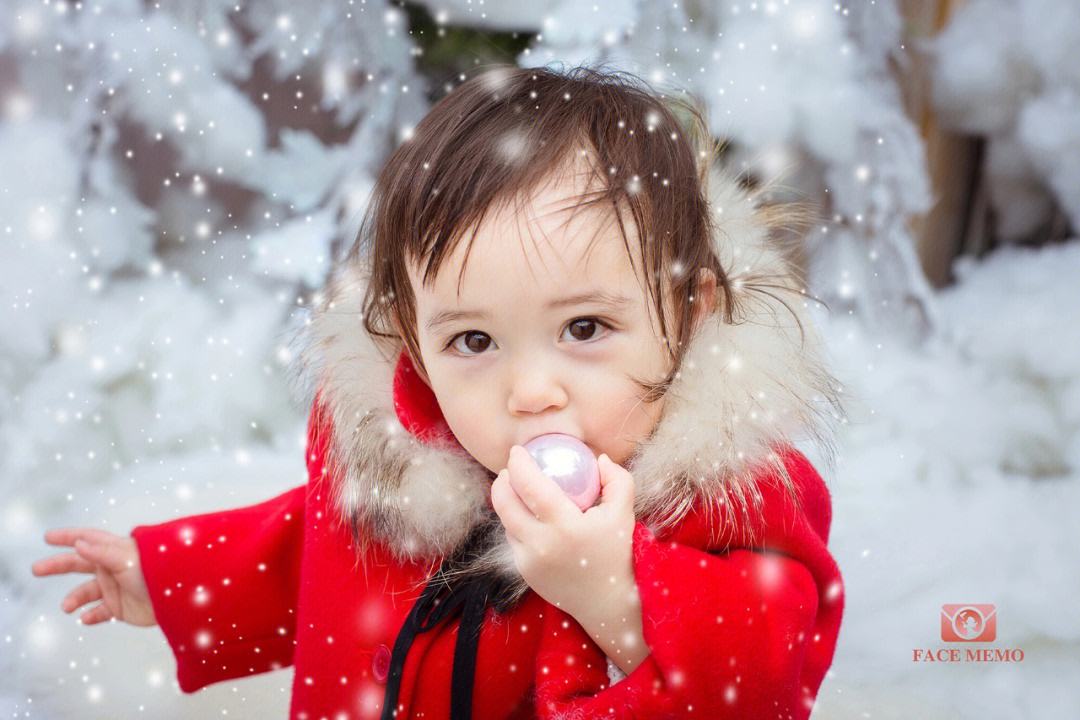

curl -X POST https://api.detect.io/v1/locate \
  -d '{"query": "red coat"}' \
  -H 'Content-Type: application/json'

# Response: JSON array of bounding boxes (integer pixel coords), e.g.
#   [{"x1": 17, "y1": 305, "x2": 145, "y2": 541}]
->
[
  {"x1": 131, "y1": 362, "x2": 844, "y2": 720},
  {"x1": 130, "y1": 173, "x2": 846, "y2": 719}
]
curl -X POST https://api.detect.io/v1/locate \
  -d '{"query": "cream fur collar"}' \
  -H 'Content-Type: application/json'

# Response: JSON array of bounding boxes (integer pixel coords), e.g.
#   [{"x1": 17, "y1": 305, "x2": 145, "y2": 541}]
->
[{"x1": 287, "y1": 168, "x2": 844, "y2": 607}]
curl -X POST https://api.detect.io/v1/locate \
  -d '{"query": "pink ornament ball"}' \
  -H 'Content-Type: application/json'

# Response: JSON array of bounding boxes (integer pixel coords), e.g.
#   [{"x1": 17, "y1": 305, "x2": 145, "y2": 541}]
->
[{"x1": 522, "y1": 433, "x2": 601, "y2": 511}]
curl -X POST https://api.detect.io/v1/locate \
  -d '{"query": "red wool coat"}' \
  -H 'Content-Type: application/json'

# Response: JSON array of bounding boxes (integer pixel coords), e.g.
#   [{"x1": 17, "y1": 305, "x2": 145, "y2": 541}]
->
[{"x1": 130, "y1": 173, "x2": 846, "y2": 719}]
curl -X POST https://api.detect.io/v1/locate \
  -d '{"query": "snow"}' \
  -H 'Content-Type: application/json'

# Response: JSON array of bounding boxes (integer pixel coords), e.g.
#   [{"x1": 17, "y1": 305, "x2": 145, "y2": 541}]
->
[
  {"x1": 0, "y1": 0, "x2": 423, "y2": 713},
  {"x1": 250, "y1": 208, "x2": 336, "y2": 286},
  {"x1": 806, "y1": 240, "x2": 1080, "y2": 719},
  {"x1": 4, "y1": 444, "x2": 303, "y2": 717}
]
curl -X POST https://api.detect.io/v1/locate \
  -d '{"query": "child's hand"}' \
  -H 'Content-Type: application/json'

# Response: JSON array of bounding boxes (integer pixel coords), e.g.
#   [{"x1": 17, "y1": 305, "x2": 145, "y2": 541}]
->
[
  {"x1": 31, "y1": 528, "x2": 157, "y2": 627},
  {"x1": 491, "y1": 445, "x2": 638, "y2": 623}
]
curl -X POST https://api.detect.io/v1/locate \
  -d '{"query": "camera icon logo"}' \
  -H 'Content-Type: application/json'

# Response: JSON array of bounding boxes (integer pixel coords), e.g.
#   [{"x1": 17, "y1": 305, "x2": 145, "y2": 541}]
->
[{"x1": 940, "y1": 604, "x2": 997, "y2": 642}]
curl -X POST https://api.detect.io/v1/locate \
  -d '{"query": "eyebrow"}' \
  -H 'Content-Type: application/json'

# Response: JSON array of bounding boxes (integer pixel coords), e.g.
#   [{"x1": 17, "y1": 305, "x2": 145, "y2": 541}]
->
[{"x1": 425, "y1": 290, "x2": 634, "y2": 332}]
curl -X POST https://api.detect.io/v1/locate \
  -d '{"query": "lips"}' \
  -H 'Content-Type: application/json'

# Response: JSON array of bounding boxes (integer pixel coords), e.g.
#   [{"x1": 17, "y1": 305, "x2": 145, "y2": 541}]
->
[
  {"x1": 519, "y1": 431, "x2": 579, "y2": 446},
  {"x1": 518, "y1": 433, "x2": 597, "y2": 458}
]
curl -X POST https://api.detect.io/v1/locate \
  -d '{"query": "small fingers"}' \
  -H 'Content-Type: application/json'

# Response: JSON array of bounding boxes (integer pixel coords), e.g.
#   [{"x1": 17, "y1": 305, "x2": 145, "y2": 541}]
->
[
  {"x1": 31, "y1": 552, "x2": 96, "y2": 577},
  {"x1": 44, "y1": 528, "x2": 116, "y2": 548},
  {"x1": 507, "y1": 445, "x2": 576, "y2": 521},
  {"x1": 79, "y1": 603, "x2": 114, "y2": 626},
  {"x1": 62, "y1": 579, "x2": 103, "y2": 614},
  {"x1": 73, "y1": 539, "x2": 134, "y2": 575}
]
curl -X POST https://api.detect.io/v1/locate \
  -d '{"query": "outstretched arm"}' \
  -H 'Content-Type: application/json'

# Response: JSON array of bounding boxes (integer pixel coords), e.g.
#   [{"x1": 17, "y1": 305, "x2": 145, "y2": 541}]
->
[{"x1": 128, "y1": 482, "x2": 308, "y2": 693}]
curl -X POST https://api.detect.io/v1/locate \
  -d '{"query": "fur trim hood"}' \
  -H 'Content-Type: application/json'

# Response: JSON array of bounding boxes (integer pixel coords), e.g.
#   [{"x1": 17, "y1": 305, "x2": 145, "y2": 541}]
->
[{"x1": 287, "y1": 168, "x2": 844, "y2": 607}]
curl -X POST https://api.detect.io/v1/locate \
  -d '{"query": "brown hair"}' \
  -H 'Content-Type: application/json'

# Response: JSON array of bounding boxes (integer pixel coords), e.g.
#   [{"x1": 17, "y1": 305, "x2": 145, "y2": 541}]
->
[{"x1": 352, "y1": 63, "x2": 738, "y2": 403}]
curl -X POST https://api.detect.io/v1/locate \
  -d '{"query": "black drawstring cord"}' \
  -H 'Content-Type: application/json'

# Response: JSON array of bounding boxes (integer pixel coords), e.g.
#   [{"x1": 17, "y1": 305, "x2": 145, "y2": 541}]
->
[{"x1": 379, "y1": 527, "x2": 516, "y2": 720}]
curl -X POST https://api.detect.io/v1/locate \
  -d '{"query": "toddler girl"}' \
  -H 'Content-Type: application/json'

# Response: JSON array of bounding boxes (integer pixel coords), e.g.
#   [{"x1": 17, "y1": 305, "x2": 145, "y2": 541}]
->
[{"x1": 33, "y1": 64, "x2": 845, "y2": 719}]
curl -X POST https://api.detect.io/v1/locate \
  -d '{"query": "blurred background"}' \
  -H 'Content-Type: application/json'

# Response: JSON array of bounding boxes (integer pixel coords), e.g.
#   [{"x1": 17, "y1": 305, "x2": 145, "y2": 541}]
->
[{"x1": 2, "y1": 0, "x2": 1077, "y2": 717}]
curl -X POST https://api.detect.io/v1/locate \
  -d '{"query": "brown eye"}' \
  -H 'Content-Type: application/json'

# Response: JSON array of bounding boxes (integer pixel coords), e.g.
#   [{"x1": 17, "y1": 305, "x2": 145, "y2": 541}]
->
[
  {"x1": 445, "y1": 317, "x2": 613, "y2": 357},
  {"x1": 450, "y1": 331, "x2": 492, "y2": 355},
  {"x1": 564, "y1": 318, "x2": 608, "y2": 342}
]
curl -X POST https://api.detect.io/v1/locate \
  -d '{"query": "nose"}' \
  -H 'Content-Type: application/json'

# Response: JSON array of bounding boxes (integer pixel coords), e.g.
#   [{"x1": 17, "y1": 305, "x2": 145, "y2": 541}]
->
[{"x1": 507, "y1": 366, "x2": 568, "y2": 416}]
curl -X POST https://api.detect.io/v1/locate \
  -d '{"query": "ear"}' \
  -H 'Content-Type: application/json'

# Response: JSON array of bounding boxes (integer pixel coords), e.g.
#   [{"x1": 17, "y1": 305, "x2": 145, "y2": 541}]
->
[{"x1": 690, "y1": 267, "x2": 718, "y2": 335}]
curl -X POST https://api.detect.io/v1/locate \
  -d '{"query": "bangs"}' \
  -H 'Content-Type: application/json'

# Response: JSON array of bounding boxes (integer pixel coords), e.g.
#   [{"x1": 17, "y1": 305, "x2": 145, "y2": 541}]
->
[
  {"x1": 383, "y1": 66, "x2": 705, "y2": 294},
  {"x1": 431, "y1": 147, "x2": 649, "y2": 305}
]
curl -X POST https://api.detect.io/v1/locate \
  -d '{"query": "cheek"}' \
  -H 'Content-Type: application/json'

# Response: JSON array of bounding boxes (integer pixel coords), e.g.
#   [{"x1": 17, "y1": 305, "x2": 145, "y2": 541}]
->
[
  {"x1": 579, "y1": 365, "x2": 665, "y2": 442},
  {"x1": 428, "y1": 375, "x2": 477, "y2": 428},
  {"x1": 425, "y1": 374, "x2": 502, "y2": 466},
  {"x1": 605, "y1": 329, "x2": 671, "y2": 427}
]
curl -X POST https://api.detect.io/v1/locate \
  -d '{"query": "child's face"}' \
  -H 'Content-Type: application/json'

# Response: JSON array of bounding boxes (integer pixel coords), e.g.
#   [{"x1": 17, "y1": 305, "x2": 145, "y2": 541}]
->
[{"x1": 405, "y1": 164, "x2": 692, "y2": 476}]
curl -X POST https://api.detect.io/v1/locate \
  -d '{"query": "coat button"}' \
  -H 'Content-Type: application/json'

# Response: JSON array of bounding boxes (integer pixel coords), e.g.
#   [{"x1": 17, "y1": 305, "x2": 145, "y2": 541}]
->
[{"x1": 372, "y1": 644, "x2": 391, "y2": 685}]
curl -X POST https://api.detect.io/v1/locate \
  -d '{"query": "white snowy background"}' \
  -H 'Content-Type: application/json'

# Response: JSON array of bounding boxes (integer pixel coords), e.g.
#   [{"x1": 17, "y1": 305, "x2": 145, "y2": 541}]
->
[{"x1": 2, "y1": 0, "x2": 1077, "y2": 718}]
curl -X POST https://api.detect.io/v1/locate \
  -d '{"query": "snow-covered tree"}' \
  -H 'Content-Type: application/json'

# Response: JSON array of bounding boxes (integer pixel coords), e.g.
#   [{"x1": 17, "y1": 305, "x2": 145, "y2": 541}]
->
[
  {"x1": 1, "y1": 0, "x2": 424, "y2": 714},
  {"x1": 929, "y1": 0, "x2": 1080, "y2": 242}
]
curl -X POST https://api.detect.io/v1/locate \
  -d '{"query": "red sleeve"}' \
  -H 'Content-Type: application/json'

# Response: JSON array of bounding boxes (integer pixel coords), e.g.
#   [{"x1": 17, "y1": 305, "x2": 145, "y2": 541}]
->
[
  {"x1": 533, "y1": 451, "x2": 844, "y2": 719},
  {"x1": 129, "y1": 483, "x2": 307, "y2": 693}
]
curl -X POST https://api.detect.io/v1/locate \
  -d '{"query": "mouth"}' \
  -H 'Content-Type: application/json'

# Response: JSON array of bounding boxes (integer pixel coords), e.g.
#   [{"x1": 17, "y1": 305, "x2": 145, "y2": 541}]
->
[
  {"x1": 516, "y1": 433, "x2": 597, "y2": 456},
  {"x1": 519, "y1": 431, "x2": 577, "y2": 445}
]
